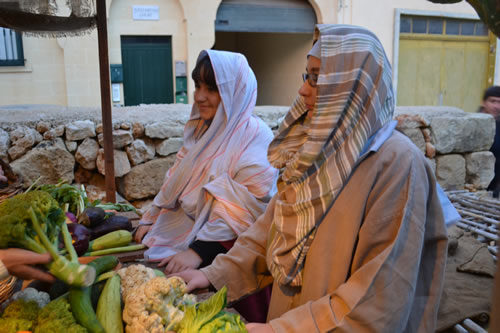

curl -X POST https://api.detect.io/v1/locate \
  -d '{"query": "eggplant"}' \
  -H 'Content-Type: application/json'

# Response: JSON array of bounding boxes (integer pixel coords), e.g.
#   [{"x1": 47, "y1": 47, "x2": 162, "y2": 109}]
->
[
  {"x1": 67, "y1": 223, "x2": 90, "y2": 256},
  {"x1": 78, "y1": 207, "x2": 106, "y2": 228},
  {"x1": 89, "y1": 215, "x2": 133, "y2": 240}
]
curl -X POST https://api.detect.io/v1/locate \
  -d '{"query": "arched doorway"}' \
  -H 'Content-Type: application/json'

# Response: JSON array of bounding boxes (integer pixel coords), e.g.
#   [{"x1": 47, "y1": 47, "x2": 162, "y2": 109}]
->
[{"x1": 213, "y1": 0, "x2": 317, "y2": 106}]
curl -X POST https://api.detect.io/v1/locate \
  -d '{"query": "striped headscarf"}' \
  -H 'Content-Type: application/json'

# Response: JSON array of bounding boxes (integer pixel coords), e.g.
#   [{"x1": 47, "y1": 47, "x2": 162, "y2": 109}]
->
[{"x1": 267, "y1": 25, "x2": 395, "y2": 287}]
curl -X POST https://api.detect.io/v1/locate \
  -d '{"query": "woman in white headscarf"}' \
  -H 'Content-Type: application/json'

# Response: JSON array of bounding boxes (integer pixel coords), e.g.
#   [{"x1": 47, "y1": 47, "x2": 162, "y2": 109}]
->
[
  {"x1": 177, "y1": 25, "x2": 449, "y2": 332},
  {"x1": 135, "y1": 50, "x2": 278, "y2": 281}
]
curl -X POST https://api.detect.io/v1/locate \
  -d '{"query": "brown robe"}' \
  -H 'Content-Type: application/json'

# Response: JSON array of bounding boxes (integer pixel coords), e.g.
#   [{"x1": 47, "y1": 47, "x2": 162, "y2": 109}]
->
[{"x1": 202, "y1": 131, "x2": 448, "y2": 332}]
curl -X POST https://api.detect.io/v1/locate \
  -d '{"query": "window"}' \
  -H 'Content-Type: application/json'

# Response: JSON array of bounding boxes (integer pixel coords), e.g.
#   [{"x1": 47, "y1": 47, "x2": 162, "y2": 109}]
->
[
  {"x1": 400, "y1": 16, "x2": 489, "y2": 37},
  {"x1": 0, "y1": 28, "x2": 24, "y2": 66}
]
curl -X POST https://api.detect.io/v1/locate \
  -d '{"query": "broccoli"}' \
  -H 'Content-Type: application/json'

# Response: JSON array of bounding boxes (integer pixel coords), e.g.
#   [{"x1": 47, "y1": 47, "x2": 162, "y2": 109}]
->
[
  {"x1": 0, "y1": 191, "x2": 95, "y2": 287},
  {"x1": 34, "y1": 298, "x2": 86, "y2": 333},
  {"x1": 0, "y1": 299, "x2": 40, "y2": 333}
]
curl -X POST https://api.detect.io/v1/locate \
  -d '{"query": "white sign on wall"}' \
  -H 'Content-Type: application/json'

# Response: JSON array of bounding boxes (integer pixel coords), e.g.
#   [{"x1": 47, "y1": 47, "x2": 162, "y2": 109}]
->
[
  {"x1": 132, "y1": 6, "x2": 159, "y2": 21},
  {"x1": 112, "y1": 84, "x2": 121, "y2": 102}
]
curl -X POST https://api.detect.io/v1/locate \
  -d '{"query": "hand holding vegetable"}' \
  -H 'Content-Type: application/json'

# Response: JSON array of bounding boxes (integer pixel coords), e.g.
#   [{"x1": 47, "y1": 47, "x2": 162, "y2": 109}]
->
[
  {"x1": 0, "y1": 249, "x2": 55, "y2": 283},
  {"x1": 134, "y1": 224, "x2": 151, "y2": 243},
  {"x1": 159, "y1": 249, "x2": 203, "y2": 275},
  {"x1": 246, "y1": 323, "x2": 274, "y2": 333},
  {"x1": 169, "y1": 269, "x2": 210, "y2": 293}
]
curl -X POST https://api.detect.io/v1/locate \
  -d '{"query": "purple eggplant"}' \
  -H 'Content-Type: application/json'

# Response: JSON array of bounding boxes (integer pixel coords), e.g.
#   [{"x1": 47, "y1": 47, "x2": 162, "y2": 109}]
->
[
  {"x1": 89, "y1": 215, "x2": 133, "y2": 240},
  {"x1": 66, "y1": 223, "x2": 90, "y2": 256}
]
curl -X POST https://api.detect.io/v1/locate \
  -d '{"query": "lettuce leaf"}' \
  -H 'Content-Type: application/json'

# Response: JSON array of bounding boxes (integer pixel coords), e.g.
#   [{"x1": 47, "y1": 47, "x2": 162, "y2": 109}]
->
[{"x1": 178, "y1": 286, "x2": 247, "y2": 333}]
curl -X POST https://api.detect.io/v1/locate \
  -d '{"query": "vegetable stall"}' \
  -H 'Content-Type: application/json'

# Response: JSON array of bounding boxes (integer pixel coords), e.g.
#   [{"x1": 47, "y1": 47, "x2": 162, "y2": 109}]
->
[{"x1": 0, "y1": 181, "x2": 248, "y2": 332}]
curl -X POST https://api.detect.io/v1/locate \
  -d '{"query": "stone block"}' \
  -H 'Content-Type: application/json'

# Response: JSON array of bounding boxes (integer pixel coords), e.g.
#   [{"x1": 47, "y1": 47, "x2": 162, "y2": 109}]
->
[
  {"x1": 465, "y1": 151, "x2": 495, "y2": 189},
  {"x1": 117, "y1": 156, "x2": 176, "y2": 200},
  {"x1": 126, "y1": 139, "x2": 155, "y2": 166},
  {"x1": 96, "y1": 148, "x2": 131, "y2": 177},
  {"x1": 66, "y1": 120, "x2": 96, "y2": 141},
  {"x1": 145, "y1": 122, "x2": 184, "y2": 139},
  {"x1": 436, "y1": 154, "x2": 466, "y2": 190},
  {"x1": 398, "y1": 128, "x2": 425, "y2": 154},
  {"x1": 156, "y1": 137, "x2": 183, "y2": 156},
  {"x1": 75, "y1": 138, "x2": 99, "y2": 170}
]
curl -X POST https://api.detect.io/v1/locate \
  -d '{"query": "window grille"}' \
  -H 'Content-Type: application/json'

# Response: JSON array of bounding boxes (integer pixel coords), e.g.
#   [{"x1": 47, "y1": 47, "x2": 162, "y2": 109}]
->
[{"x1": 0, "y1": 27, "x2": 24, "y2": 66}]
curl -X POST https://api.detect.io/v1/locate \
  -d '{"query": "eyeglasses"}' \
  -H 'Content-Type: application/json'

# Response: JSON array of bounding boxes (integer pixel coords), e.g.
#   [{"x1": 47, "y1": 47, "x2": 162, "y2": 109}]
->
[{"x1": 302, "y1": 72, "x2": 319, "y2": 87}]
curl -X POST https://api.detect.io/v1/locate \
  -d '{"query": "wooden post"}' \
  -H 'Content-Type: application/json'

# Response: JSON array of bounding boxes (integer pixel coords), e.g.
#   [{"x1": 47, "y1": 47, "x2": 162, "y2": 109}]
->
[{"x1": 96, "y1": 0, "x2": 116, "y2": 203}]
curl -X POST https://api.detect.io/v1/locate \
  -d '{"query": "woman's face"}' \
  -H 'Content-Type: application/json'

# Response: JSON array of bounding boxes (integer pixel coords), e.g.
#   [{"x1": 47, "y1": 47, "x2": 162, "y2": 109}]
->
[
  {"x1": 299, "y1": 56, "x2": 320, "y2": 119},
  {"x1": 194, "y1": 81, "x2": 221, "y2": 121}
]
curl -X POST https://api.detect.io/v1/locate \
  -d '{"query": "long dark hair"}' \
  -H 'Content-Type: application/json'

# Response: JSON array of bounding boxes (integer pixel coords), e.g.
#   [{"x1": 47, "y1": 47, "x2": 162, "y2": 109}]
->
[{"x1": 191, "y1": 54, "x2": 218, "y2": 91}]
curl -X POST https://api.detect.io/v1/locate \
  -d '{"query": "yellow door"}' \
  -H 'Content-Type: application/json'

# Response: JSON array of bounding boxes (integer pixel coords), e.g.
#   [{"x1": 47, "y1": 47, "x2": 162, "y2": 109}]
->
[{"x1": 397, "y1": 17, "x2": 494, "y2": 113}]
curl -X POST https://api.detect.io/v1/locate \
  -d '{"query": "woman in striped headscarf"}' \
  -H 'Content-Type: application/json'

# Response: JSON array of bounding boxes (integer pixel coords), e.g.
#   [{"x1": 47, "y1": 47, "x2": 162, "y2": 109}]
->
[
  {"x1": 135, "y1": 50, "x2": 278, "y2": 281},
  {"x1": 177, "y1": 25, "x2": 448, "y2": 332}
]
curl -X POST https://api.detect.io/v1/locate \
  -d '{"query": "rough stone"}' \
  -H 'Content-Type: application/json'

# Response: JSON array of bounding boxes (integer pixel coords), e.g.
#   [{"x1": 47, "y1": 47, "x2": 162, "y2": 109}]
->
[
  {"x1": 0, "y1": 128, "x2": 10, "y2": 161},
  {"x1": 132, "y1": 122, "x2": 145, "y2": 138},
  {"x1": 465, "y1": 151, "x2": 495, "y2": 189},
  {"x1": 97, "y1": 130, "x2": 133, "y2": 149},
  {"x1": 426, "y1": 142, "x2": 436, "y2": 158},
  {"x1": 394, "y1": 113, "x2": 430, "y2": 129},
  {"x1": 253, "y1": 106, "x2": 288, "y2": 130},
  {"x1": 125, "y1": 139, "x2": 155, "y2": 166},
  {"x1": 436, "y1": 154, "x2": 466, "y2": 190},
  {"x1": 156, "y1": 137, "x2": 183, "y2": 156},
  {"x1": 398, "y1": 128, "x2": 425, "y2": 154},
  {"x1": 43, "y1": 125, "x2": 65, "y2": 140},
  {"x1": 66, "y1": 120, "x2": 96, "y2": 141},
  {"x1": 11, "y1": 140, "x2": 75, "y2": 187},
  {"x1": 145, "y1": 122, "x2": 184, "y2": 139},
  {"x1": 65, "y1": 140, "x2": 77, "y2": 153},
  {"x1": 36, "y1": 121, "x2": 50, "y2": 133},
  {"x1": 96, "y1": 148, "x2": 131, "y2": 177},
  {"x1": 117, "y1": 155, "x2": 176, "y2": 200},
  {"x1": 422, "y1": 128, "x2": 431, "y2": 143},
  {"x1": 96, "y1": 123, "x2": 103, "y2": 134},
  {"x1": 8, "y1": 126, "x2": 41, "y2": 160},
  {"x1": 430, "y1": 113, "x2": 494, "y2": 154},
  {"x1": 75, "y1": 138, "x2": 99, "y2": 170},
  {"x1": 120, "y1": 122, "x2": 131, "y2": 130}
]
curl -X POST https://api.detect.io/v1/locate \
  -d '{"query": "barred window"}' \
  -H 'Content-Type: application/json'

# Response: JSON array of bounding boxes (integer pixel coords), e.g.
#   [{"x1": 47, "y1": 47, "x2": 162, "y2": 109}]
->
[
  {"x1": 400, "y1": 16, "x2": 489, "y2": 37},
  {"x1": 0, "y1": 27, "x2": 24, "y2": 66}
]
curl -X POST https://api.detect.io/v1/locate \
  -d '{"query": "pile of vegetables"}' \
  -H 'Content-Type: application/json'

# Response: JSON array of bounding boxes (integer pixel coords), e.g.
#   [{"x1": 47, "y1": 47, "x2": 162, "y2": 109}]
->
[
  {"x1": 0, "y1": 191, "x2": 95, "y2": 287},
  {"x1": 0, "y1": 297, "x2": 86, "y2": 333},
  {"x1": 118, "y1": 264, "x2": 247, "y2": 333}
]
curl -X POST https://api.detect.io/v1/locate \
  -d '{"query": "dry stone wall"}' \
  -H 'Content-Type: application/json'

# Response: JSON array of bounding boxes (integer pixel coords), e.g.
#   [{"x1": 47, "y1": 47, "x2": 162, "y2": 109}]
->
[{"x1": 0, "y1": 104, "x2": 495, "y2": 205}]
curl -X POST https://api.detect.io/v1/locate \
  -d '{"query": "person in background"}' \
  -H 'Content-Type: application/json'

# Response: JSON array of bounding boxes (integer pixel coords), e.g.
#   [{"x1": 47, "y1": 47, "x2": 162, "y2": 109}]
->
[
  {"x1": 134, "y1": 50, "x2": 278, "y2": 322},
  {"x1": 175, "y1": 24, "x2": 449, "y2": 332},
  {"x1": 478, "y1": 86, "x2": 500, "y2": 197}
]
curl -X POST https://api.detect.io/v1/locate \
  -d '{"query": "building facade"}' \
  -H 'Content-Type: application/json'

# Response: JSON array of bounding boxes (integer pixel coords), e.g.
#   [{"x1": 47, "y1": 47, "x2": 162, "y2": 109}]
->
[{"x1": 0, "y1": 0, "x2": 493, "y2": 112}]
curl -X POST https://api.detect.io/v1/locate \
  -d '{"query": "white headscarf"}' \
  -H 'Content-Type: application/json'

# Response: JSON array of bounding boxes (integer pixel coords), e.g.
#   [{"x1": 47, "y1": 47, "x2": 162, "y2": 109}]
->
[{"x1": 142, "y1": 50, "x2": 278, "y2": 260}]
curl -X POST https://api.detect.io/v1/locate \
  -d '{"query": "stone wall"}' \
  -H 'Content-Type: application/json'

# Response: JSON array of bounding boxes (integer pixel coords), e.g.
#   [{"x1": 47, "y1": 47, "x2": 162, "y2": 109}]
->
[{"x1": 0, "y1": 104, "x2": 495, "y2": 205}]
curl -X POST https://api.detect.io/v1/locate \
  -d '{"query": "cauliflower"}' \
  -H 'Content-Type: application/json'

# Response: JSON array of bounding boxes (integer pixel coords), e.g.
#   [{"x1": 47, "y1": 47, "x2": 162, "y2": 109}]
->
[
  {"x1": 117, "y1": 264, "x2": 156, "y2": 300},
  {"x1": 3, "y1": 288, "x2": 50, "y2": 309},
  {"x1": 122, "y1": 276, "x2": 197, "y2": 333}
]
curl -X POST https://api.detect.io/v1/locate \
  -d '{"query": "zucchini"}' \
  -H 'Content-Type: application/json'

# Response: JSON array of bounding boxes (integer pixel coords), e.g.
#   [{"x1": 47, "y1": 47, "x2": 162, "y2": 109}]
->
[
  {"x1": 97, "y1": 274, "x2": 123, "y2": 333},
  {"x1": 87, "y1": 244, "x2": 146, "y2": 257},
  {"x1": 69, "y1": 256, "x2": 119, "y2": 333},
  {"x1": 89, "y1": 230, "x2": 133, "y2": 251}
]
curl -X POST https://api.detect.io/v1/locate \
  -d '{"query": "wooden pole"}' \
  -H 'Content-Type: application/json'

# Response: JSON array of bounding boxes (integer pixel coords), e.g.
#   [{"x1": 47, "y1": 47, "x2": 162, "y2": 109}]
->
[{"x1": 96, "y1": 0, "x2": 116, "y2": 203}]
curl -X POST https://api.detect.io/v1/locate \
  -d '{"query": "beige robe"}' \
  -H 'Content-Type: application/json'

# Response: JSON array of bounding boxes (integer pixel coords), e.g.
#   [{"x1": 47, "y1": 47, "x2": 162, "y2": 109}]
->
[{"x1": 202, "y1": 131, "x2": 448, "y2": 332}]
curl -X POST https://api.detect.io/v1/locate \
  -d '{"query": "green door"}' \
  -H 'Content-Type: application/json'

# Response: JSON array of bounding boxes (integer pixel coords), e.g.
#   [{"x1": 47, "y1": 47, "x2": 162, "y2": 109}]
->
[{"x1": 121, "y1": 36, "x2": 173, "y2": 106}]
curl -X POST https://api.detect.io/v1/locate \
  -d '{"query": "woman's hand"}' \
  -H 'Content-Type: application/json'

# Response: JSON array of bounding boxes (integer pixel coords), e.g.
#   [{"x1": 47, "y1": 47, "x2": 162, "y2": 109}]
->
[
  {"x1": 169, "y1": 269, "x2": 210, "y2": 293},
  {"x1": 0, "y1": 249, "x2": 55, "y2": 283},
  {"x1": 159, "y1": 249, "x2": 202, "y2": 275},
  {"x1": 246, "y1": 323, "x2": 274, "y2": 333},
  {"x1": 134, "y1": 225, "x2": 151, "y2": 243}
]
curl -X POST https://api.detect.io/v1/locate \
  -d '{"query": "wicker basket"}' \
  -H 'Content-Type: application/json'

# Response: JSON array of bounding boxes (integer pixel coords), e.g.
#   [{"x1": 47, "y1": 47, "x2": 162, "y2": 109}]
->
[{"x1": 0, "y1": 275, "x2": 16, "y2": 304}]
